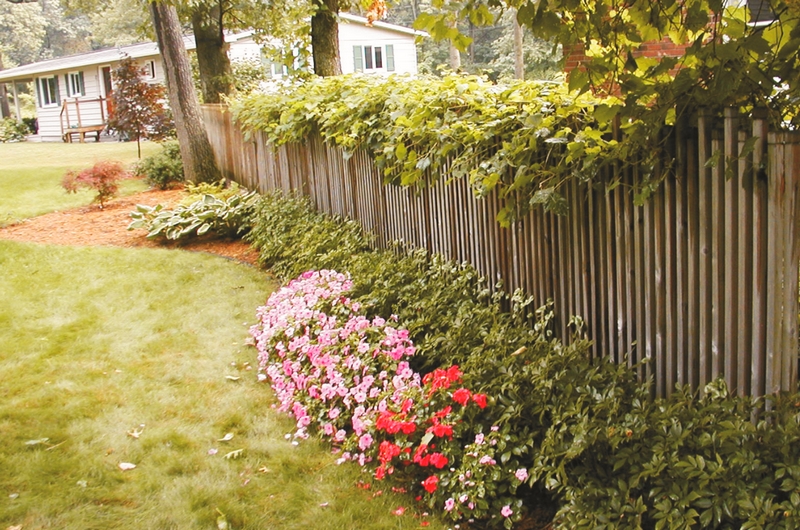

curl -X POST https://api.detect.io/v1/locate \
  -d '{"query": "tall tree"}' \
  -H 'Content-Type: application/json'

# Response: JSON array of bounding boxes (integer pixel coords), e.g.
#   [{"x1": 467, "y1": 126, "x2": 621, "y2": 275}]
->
[
  {"x1": 310, "y1": 0, "x2": 342, "y2": 76},
  {"x1": 149, "y1": 0, "x2": 221, "y2": 183},
  {"x1": 512, "y1": 13, "x2": 522, "y2": 79},
  {"x1": 191, "y1": 1, "x2": 232, "y2": 103}
]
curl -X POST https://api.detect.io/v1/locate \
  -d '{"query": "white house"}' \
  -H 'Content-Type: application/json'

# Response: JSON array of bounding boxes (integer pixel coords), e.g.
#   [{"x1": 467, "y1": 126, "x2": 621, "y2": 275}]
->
[
  {"x1": 0, "y1": 39, "x2": 183, "y2": 142},
  {"x1": 0, "y1": 14, "x2": 424, "y2": 142},
  {"x1": 233, "y1": 13, "x2": 424, "y2": 77}
]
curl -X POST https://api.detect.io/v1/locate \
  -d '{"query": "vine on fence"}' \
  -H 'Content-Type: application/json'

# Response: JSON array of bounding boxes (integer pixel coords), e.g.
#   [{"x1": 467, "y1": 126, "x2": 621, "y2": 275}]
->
[{"x1": 232, "y1": 75, "x2": 667, "y2": 224}]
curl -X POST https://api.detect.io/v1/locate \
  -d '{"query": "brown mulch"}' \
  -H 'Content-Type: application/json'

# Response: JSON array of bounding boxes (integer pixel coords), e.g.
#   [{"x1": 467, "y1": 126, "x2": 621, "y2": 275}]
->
[{"x1": 0, "y1": 185, "x2": 260, "y2": 266}]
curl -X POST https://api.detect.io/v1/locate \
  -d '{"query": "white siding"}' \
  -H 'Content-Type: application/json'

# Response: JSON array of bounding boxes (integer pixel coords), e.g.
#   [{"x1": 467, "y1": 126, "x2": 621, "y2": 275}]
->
[{"x1": 339, "y1": 22, "x2": 418, "y2": 75}]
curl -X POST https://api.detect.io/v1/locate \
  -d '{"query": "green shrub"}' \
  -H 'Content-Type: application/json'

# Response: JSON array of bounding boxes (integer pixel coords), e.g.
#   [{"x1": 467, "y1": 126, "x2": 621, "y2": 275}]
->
[
  {"x1": 133, "y1": 141, "x2": 184, "y2": 189},
  {"x1": 0, "y1": 118, "x2": 29, "y2": 143},
  {"x1": 245, "y1": 192, "x2": 371, "y2": 280},
  {"x1": 128, "y1": 190, "x2": 258, "y2": 240}
]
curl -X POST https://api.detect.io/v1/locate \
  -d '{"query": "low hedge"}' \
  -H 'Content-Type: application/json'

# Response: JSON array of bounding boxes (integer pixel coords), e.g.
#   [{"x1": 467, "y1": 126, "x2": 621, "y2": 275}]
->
[{"x1": 247, "y1": 191, "x2": 800, "y2": 529}]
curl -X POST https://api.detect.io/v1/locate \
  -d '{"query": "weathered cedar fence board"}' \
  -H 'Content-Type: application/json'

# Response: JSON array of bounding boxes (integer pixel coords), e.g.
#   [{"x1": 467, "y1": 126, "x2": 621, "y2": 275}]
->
[{"x1": 201, "y1": 103, "x2": 800, "y2": 399}]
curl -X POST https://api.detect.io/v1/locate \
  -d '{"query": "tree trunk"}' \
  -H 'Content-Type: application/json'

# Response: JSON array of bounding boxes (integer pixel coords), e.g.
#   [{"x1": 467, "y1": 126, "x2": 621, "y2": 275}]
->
[
  {"x1": 311, "y1": 0, "x2": 341, "y2": 76},
  {"x1": 0, "y1": 54, "x2": 11, "y2": 119},
  {"x1": 191, "y1": 1, "x2": 232, "y2": 104},
  {"x1": 149, "y1": 1, "x2": 221, "y2": 184},
  {"x1": 448, "y1": 19, "x2": 461, "y2": 70},
  {"x1": 513, "y1": 14, "x2": 524, "y2": 80}
]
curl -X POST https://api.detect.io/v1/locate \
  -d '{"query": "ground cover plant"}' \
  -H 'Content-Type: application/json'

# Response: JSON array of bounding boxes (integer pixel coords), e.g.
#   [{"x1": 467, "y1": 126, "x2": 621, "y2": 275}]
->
[
  {"x1": 0, "y1": 240, "x2": 447, "y2": 530},
  {"x1": 247, "y1": 191, "x2": 800, "y2": 529},
  {"x1": 0, "y1": 142, "x2": 157, "y2": 226}
]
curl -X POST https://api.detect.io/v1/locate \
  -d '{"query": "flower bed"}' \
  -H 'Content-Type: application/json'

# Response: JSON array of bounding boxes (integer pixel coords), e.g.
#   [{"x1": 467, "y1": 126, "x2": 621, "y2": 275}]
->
[{"x1": 250, "y1": 270, "x2": 524, "y2": 527}]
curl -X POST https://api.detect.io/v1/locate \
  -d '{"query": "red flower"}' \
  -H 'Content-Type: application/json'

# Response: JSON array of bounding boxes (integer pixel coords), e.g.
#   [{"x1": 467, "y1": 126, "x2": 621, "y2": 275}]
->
[
  {"x1": 401, "y1": 398, "x2": 414, "y2": 414},
  {"x1": 400, "y1": 421, "x2": 417, "y2": 434},
  {"x1": 429, "y1": 452, "x2": 448, "y2": 469},
  {"x1": 430, "y1": 423, "x2": 453, "y2": 438},
  {"x1": 472, "y1": 393, "x2": 488, "y2": 409},
  {"x1": 435, "y1": 405, "x2": 452, "y2": 418},
  {"x1": 452, "y1": 388, "x2": 471, "y2": 406},
  {"x1": 446, "y1": 365, "x2": 462, "y2": 382},
  {"x1": 375, "y1": 466, "x2": 386, "y2": 480},
  {"x1": 421, "y1": 475, "x2": 439, "y2": 493},
  {"x1": 378, "y1": 441, "x2": 401, "y2": 464}
]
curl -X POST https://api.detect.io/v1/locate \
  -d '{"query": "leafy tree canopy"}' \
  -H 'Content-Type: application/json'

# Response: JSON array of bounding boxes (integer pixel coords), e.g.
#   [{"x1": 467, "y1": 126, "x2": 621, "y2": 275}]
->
[{"x1": 415, "y1": 0, "x2": 800, "y2": 128}]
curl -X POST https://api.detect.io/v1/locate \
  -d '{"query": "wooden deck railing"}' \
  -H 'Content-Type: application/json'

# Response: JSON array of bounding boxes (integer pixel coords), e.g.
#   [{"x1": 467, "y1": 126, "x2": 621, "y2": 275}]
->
[
  {"x1": 201, "y1": 103, "x2": 800, "y2": 399},
  {"x1": 60, "y1": 97, "x2": 107, "y2": 143}
]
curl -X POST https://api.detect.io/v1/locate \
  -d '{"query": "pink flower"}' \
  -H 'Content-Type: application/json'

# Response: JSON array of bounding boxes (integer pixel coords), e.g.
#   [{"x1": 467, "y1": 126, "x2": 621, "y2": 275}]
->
[
  {"x1": 515, "y1": 468, "x2": 529, "y2": 482},
  {"x1": 359, "y1": 433, "x2": 374, "y2": 451},
  {"x1": 479, "y1": 455, "x2": 496, "y2": 465},
  {"x1": 393, "y1": 506, "x2": 405, "y2": 516},
  {"x1": 475, "y1": 433, "x2": 485, "y2": 445},
  {"x1": 444, "y1": 498, "x2": 455, "y2": 512},
  {"x1": 501, "y1": 505, "x2": 513, "y2": 518}
]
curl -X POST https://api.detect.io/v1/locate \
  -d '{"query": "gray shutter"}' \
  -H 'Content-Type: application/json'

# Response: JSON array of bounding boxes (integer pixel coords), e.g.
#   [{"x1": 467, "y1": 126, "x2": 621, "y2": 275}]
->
[
  {"x1": 36, "y1": 79, "x2": 43, "y2": 108},
  {"x1": 353, "y1": 45, "x2": 364, "y2": 72},
  {"x1": 78, "y1": 71, "x2": 85, "y2": 95},
  {"x1": 65, "y1": 74, "x2": 70, "y2": 97},
  {"x1": 386, "y1": 44, "x2": 395, "y2": 72},
  {"x1": 54, "y1": 76, "x2": 60, "y2": 105}
]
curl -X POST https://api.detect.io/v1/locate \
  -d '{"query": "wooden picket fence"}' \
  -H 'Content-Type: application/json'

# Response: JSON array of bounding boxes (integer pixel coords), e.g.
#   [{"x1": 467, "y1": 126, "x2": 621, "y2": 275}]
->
[{"x1": 201, "y1": 103, "x2": 800, "y2": 399}]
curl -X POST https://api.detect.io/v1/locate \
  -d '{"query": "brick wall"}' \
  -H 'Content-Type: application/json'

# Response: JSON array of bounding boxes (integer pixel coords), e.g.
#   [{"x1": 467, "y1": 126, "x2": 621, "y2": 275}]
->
[{"x1": 563, "y1": 39, "x2": 689, "y2": 74}]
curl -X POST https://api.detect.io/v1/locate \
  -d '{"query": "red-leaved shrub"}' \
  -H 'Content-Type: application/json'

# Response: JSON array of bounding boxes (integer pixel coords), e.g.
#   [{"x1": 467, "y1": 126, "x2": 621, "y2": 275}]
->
[{"x1": 62, "y1": 160, "x2": 128, "y2": 208}]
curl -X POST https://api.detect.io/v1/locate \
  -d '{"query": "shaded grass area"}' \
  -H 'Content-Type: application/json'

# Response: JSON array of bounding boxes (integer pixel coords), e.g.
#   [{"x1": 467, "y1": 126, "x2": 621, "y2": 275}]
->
[
  {"x1": 0, "y1": 141, "x2": 159, "y2": 225},
  {"x1": 0, "y1": 241, "x2": 443, "y2": 530}
]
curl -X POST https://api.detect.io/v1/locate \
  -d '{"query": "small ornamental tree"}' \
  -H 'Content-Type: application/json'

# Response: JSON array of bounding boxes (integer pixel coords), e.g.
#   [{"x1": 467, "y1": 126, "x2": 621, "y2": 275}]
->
[
  {"x1": 62, "y1": 160, "x2": 128, "y2": 209},
  {"x1": 107, "y1": 55, "x2": 174, "y2": 158}
]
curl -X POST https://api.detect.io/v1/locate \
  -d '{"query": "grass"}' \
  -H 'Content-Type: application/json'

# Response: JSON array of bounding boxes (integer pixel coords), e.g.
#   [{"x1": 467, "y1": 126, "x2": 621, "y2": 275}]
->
[
  {"x1": 0, "y1": 141, "x2": 160, "y2": 226},
  {"x1": 0, "y1": 241, "x2": 446, "y2": 529}
]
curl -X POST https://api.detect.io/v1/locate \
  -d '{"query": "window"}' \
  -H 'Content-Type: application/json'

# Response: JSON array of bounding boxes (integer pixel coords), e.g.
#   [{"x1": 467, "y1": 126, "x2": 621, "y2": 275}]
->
[
  {"x1": 66, "y1": 71, "x2": 85, "y2": 97},
  {"x1": 353, "y1": 44, "x2": 395, "y2": 73},
  {"x1": 36, "y1": 76, "x2": 60, "y2": 108},
  {"x1": 144, "y1": 60, "x2": 156, "y2": 79}
]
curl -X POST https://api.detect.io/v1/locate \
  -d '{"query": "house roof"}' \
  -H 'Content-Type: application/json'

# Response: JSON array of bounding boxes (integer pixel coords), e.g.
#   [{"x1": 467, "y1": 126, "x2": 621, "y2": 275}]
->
[
  {"x1": 0, "y1": 36, "x2": 195, "y2": 83},
  {"x1": 338, "y1": 13, "x2": 427, "y2": 37},
  {"x1": 0, "y1": 15, "x2": 423, "y2": 84}
]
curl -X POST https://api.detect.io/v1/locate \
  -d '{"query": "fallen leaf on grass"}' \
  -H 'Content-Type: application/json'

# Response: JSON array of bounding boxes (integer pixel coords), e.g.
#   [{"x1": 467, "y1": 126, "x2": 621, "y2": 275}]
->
[
  {"x1": 6, "y1": 525, "x2": 23, "y2": 530},
  {"x1": 257, "y1": 466, "x2": 271, "y2": 473},
  {"x1": 24, "y1": 438, "x2": 49, "y2": 446},
  {"x1": 225, "y1": 376, "x2": 240, "y2": 381},
  {"x1": 218, "y1": 432, "x2": 234, "y2": 442},
  {"x1": 127, "y1": 427, "x2": 144, "y2": 439},
  {"x1": 223, "y1": 449, "x2": 243, "y2": 460},
  {"x1": 118, "y1": 462, "x2": 137, "y2": 471}
]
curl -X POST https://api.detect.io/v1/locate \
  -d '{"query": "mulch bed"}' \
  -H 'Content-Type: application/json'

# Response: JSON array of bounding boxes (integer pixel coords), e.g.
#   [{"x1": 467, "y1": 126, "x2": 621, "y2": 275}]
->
[{"x1": 0, "y1": 185, "x2": 260, "y2": 266}]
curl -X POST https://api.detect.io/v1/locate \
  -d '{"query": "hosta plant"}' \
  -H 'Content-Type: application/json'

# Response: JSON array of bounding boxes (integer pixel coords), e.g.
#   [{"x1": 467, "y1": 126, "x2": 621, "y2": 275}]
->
[{"x1": 128, "y1": 190, "x2": 258, "y2": 240}]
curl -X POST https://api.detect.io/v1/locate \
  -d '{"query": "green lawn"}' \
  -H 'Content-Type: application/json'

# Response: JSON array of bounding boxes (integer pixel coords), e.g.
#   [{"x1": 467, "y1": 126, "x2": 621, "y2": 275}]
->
[
  {"x1": 0, "y1": 143, "x2": 443, "y2": 528},
  {"x1": 0, "y1": 242, "x2": 443, "y2": 529},
  {"x1": 0, "y1": 141, "x2": 160, "y2": 225}
]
